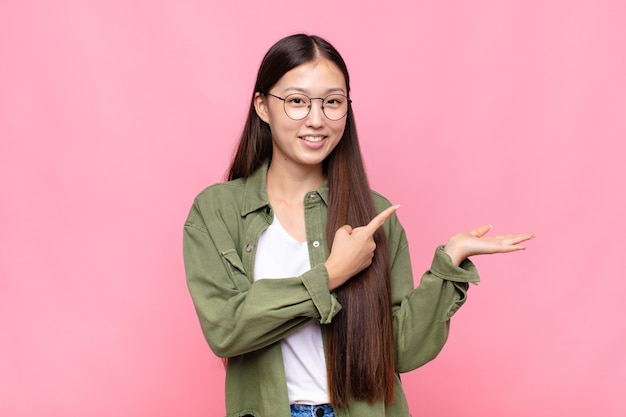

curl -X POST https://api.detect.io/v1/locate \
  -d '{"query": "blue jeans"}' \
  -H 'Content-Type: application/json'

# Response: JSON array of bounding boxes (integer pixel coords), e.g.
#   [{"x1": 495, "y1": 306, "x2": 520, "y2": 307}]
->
[{"x1": 290, "y1": 403, "x2": 335, "y2": 417}]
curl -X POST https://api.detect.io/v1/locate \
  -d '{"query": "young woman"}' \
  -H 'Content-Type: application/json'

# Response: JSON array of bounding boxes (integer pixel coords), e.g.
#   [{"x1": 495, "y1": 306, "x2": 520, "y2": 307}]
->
[{"x1": 183, "y1": 34, "x2": 533, "y2": 417}]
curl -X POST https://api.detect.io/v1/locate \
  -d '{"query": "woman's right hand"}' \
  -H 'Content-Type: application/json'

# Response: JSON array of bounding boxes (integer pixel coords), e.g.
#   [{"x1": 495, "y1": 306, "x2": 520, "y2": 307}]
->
[{"x1": 324, "y1": 205, "x2": 399, "y2": 290}]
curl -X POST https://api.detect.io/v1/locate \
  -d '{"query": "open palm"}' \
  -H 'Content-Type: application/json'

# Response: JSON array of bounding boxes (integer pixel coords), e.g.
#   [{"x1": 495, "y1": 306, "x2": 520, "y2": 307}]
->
[{"x1": 444, "y1": 224, "x2": 534, "y2": 266}]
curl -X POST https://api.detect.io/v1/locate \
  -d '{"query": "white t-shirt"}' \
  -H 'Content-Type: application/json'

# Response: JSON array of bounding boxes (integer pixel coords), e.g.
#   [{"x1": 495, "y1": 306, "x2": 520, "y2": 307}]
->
[{"x1": 254, "y1": 215, "x2": 329, "y2": 405}]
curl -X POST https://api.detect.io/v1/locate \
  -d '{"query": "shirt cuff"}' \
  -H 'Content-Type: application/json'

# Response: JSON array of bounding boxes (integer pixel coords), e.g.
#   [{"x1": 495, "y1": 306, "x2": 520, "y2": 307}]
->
[
  {"x1": 429, "y1": 245, "x2": 480, "y2": 285},
  {"x1": 300, "y1": 263, "x2": 342, "y2": 324}
]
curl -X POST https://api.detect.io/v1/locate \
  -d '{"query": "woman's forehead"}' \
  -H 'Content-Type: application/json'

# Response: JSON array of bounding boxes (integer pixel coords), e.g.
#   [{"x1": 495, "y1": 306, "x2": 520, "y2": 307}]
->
[{"x1": 273, "y1": 59, "x2": 347, "y2": 94}]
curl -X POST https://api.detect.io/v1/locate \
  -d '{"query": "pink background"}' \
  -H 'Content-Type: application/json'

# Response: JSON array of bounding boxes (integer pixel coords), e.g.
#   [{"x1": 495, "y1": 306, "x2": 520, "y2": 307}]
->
[{"x1": 2, "y1": 1, "x2": 625, "y2": 416}]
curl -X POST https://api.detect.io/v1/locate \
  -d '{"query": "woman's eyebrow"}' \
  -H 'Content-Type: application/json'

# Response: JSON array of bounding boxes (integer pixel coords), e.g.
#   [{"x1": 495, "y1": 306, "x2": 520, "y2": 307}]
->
[{"x1": 283, "y1": 86, "x2": 347, "y2": 95}]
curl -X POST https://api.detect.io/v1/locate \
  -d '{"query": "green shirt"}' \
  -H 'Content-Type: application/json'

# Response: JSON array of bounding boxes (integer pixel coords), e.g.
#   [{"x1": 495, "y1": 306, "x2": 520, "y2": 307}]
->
[{"x1": 183, "y1": 162, "x2": 480, "y2": 417}]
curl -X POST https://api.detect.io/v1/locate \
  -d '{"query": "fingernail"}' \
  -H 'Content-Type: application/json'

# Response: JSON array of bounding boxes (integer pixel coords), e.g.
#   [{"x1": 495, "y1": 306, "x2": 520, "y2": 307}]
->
[{"x1": 395, "y1": 204, "x2": 401, "y2": 210}]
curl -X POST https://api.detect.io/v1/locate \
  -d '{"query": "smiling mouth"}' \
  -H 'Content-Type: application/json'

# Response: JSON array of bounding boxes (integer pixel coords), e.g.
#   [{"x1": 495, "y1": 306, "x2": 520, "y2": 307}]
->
[{"x1": 301, "y1": 136, "x2": 325, "y2": 143}]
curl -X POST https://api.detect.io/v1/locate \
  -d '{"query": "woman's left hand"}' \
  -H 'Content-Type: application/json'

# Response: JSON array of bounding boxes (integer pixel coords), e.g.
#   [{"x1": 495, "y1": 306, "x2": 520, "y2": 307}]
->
[{"x1": 444, "y1": 225, "x2": 534, "y2": 266}]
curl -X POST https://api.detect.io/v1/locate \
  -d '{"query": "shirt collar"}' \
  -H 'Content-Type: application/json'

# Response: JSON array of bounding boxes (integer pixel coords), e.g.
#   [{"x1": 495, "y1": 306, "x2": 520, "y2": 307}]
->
[{"x1": 240, "y1": 160, "x2": 329, "y2": 216}]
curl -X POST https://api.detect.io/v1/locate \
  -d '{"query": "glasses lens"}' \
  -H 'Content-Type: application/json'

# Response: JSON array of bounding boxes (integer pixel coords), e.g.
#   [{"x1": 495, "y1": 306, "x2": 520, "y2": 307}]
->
[
  {"x1": 281, "y1": 93, "x2": 350, "y2": 120},
  {"x1": 323, "y1": 94, "x2": 349, "y2": 120},
  {"x1": 283, "y1": 94, "x2": 310, "y2": 120}
]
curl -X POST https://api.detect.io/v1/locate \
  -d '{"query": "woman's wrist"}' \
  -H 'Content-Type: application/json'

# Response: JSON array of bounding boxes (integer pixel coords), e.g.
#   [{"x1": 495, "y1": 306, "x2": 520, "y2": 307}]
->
[{"x1": 443, "y1": 241, "x2": 465, "y2": 267}]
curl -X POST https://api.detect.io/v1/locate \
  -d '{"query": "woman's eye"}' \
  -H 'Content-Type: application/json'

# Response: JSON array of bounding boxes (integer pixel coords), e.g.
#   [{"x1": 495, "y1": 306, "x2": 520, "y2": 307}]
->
[
  {"x1": 287, "y1": 96, "x2": 308, "y2": 106},
  {"x1": 325, "y1": 97, "x2": 342, "y2": 107}
]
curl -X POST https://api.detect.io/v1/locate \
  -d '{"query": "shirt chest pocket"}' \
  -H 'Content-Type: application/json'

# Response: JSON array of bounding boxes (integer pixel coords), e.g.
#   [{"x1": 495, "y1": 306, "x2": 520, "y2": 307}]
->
[{"x1": 220, "y1": 248, "x2": 252, "y2": 290}]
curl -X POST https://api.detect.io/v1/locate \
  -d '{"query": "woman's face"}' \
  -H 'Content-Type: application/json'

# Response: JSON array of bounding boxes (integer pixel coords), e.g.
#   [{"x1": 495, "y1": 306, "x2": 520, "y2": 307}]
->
[{"x1": 255, "y1": 58, "x2": 348, "y2": 172}]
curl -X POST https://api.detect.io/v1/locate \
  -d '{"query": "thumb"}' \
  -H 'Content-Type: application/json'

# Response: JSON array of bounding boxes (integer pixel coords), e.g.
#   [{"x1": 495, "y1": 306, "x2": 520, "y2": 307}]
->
[
  {"x1": 470, "y1": 224, "x2": 492, "y2": 238},
  {"x1": 337, "y1": 225, "x2": 353, "y2": 235}
]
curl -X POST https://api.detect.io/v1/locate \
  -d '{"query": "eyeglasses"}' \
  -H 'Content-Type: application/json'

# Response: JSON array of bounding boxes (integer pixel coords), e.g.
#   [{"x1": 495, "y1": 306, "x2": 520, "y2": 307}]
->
[{"x1": 266, "y1": 92, "x2": 351, "y2": 121}]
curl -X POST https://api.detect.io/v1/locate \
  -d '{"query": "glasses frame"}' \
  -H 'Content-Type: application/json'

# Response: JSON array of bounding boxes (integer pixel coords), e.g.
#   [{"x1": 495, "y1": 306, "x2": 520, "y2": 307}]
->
[{"x1": 265, "y1": 92, "x2": 352, "y2": 121}]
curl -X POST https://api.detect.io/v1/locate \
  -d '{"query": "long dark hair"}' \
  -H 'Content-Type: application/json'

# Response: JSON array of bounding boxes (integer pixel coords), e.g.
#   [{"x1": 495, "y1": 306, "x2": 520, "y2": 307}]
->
[{"x1": 228, "y1": 34, "x2": 394, "y2": 408}]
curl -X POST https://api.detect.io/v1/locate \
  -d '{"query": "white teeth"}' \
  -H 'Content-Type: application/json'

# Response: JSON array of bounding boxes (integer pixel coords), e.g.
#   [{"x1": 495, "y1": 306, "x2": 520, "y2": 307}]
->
[{"x1": 302, "y1": 136, "x2": 324, "y2": 143}]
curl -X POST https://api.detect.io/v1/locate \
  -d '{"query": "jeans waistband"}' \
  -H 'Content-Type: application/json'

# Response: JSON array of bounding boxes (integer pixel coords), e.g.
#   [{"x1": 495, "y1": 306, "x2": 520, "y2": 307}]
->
[{"x1": 290, "y1": 403, "x2": 334, "y2": 417}]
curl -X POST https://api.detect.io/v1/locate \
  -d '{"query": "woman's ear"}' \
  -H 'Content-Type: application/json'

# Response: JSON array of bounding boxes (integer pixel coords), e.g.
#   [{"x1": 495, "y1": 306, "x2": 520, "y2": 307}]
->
[{"x1": 254, "y1": 92, "x2": 270, "y2": 124}]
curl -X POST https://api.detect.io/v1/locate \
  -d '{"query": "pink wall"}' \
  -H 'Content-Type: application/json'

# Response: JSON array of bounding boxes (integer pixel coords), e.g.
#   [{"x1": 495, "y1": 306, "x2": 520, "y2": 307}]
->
[{"x1": 1, "y1": 1, "x2": 624, "y2": 416}]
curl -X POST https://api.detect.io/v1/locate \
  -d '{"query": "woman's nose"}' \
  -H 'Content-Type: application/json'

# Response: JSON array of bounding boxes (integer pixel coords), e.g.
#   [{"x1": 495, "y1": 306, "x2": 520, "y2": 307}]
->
[{"x1": 305, "y1": 99, "x2": 325, "y2": 127}]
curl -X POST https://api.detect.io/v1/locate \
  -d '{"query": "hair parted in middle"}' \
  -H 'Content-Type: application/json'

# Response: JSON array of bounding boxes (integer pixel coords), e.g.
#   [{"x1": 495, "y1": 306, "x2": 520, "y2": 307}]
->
[{"x1": 228, "y1": 33, "x2": 395, "y2": 408}]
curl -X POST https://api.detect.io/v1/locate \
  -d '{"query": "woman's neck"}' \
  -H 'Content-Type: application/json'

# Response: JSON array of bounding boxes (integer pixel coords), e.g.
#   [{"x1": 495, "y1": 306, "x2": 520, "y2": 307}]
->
[
  {"x1": 266, "y1": 159, "x2": 325, "y2": 203},
  {"x1": 265, "y1": 159, "x2": 324, "y2": 243}
]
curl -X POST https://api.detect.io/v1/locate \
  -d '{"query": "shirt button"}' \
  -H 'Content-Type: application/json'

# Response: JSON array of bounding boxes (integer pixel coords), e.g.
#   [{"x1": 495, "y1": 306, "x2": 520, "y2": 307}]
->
[
  {"x1": 309, "y1": 193, "x2": 317, "y2": 200},
  {"x1": 312, "y1": 241, "x2": 320, "y2": 248},
  {"x1": 245, "y1": 243, "x2": 253, "y2": 252}
]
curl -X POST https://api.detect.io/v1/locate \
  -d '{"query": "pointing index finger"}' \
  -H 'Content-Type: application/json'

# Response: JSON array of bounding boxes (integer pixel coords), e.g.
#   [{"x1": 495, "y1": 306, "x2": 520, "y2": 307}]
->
[{"x1": 364, "y1": 204, "x2": 400, "y2": 235}]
